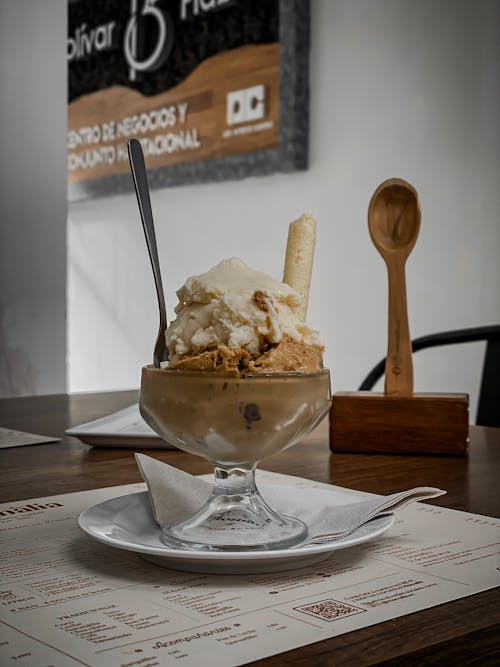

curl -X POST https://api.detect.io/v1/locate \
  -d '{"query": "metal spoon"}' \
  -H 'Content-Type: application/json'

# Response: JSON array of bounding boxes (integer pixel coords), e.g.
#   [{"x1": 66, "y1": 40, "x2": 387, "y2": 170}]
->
[
  {"x1": 368, "y1": 178, "x2": 421, "y2": 396},
  {"x1": 128, "y1": 138, "x2": 168, "y2": 367}
]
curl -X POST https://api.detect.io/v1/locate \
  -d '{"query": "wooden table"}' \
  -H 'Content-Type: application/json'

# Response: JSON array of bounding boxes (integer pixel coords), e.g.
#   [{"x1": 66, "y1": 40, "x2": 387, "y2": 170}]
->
[{"x1": 1, "y1": 391, "x2": 499, "y2": 666}]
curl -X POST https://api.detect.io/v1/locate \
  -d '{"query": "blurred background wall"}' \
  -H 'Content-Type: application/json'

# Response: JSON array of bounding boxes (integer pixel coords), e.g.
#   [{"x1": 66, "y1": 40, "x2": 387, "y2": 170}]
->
[
  {"x1": 0, "y1": 0, "x2": 67, "y2": 397},
  {"x1": 1, "y1": 1, "x2": 499, "y2": 423}
]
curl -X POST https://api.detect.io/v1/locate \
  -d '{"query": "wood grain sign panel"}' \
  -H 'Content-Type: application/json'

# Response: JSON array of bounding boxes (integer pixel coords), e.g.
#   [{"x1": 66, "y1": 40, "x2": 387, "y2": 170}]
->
[{"x1": 67, "y1": 0, "x2": 310, "y2": 201}]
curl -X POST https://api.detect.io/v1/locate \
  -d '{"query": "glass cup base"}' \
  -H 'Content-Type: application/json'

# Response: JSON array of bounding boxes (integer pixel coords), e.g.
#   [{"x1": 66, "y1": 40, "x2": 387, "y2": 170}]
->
[{"x1": 163, "y1": 488, "x2": 308, "y2": 552}]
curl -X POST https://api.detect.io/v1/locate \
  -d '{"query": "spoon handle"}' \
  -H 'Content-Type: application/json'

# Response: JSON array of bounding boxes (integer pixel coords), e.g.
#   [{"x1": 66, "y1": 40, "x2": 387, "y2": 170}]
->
[
  {"x1": 385, "y1": 254, "x2": 413, "y2": 396},
  {"x1": 127, "y1": 138, "x2": 168, "y2": 367}
]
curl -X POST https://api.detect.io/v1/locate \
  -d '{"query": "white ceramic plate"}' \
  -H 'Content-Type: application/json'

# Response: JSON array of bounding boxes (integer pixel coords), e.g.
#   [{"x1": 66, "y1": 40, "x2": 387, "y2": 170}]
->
[
  {"x1": 65, "y1": 404, "x2": 176, "y2": 449},
  {"x1": 79, "y1": 485, "x2": 394, "y2": 574}
]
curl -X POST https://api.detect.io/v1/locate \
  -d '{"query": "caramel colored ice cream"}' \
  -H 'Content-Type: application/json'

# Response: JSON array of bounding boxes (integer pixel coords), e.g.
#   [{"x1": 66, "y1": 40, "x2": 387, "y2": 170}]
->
[{"x1": 165, "y1": 258, "x2": 323, "y2": 375}]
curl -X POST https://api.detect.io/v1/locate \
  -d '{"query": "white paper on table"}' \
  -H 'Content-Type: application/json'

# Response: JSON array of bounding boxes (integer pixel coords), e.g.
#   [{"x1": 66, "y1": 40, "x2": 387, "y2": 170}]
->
[
  {"x1": 0, "y1": 426, "x2": 61, "y2": 449},
  {"x1": 65, "y1": 403, "x2": 176, "y2": 448},
  {"x1": 0, "y1": 471, "x2": 499, "y2": 667}
]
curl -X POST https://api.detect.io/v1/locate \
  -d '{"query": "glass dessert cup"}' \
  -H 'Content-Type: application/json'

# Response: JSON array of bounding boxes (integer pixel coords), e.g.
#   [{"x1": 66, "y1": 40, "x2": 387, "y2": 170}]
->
[{"x1": 140, "y1": 366, "x2": 331, "y2": 552}]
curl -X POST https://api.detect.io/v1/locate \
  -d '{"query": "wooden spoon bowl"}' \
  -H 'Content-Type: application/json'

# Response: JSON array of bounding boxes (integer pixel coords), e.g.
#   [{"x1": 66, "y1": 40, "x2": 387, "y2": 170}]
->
[{"x1": 368, "y1": 179, "x2": 421, "y2": 256}]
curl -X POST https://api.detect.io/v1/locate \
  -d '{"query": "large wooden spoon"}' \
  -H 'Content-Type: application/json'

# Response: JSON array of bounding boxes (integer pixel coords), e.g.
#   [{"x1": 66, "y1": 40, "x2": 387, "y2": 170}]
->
[{"x1": 368, "y1": 178, "x2": 421, "y2": 396}]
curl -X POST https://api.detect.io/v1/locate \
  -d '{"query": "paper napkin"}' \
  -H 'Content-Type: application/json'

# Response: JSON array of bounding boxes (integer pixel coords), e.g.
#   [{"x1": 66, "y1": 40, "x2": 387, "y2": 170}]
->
[{"x1": 135, "y1": 453, "x2": 446, "y2": 545}]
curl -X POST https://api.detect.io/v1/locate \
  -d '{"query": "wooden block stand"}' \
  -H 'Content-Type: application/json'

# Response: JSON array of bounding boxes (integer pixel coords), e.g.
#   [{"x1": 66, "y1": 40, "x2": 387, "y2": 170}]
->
[{"x1": 330, "y1": 392, "x2": 469, "y2": 456}]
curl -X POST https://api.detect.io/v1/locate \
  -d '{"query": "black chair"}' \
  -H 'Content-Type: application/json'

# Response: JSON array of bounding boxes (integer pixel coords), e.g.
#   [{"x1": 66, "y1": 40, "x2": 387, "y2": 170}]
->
[{"x1": 359, "y1": 325, "x2": 500, "y2": 427}]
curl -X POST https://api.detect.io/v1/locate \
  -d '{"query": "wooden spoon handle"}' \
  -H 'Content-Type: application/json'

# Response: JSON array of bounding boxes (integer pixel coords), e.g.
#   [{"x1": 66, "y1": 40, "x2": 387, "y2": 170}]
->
[{"x1": 385, "y1": 253, "x2": 413, "y2": 396}]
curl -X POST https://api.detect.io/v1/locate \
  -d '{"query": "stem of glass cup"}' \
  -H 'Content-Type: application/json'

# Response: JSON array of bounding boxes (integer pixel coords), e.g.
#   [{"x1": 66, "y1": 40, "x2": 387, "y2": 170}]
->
[{"x1": 212, "y1": 466, "x2": 257, "y2": 496}]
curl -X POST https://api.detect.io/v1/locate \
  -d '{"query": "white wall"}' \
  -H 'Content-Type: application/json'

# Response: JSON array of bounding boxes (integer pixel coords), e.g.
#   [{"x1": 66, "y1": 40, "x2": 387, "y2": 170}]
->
[
  {"x1": 0, "y1": 0, "x2": 67, "y2": 397},
  {"x1": 68, "y1": 0, "x2": 500, "y2": 420}
]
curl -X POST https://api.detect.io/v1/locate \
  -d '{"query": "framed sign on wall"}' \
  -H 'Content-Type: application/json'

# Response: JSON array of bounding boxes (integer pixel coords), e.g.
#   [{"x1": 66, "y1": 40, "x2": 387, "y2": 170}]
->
[{"x1": 67, "y1": 0, "x2": 310, "y2": 201}]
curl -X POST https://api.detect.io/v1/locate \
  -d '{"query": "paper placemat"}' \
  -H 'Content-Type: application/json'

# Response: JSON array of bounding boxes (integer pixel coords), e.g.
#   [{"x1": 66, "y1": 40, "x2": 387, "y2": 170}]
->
[
  {"x1": 0, "y1": 472, "x2": 498, "y2": 667},
  {"x1": 0, "y1": 426, "x2": 61, "y2": 449}
]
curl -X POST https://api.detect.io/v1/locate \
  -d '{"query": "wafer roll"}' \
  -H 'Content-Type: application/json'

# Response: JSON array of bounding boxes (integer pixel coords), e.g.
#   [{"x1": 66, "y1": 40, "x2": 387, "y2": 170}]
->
[{"x1": 283, "y1": 213, "x2": 316, "y2": 321}]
